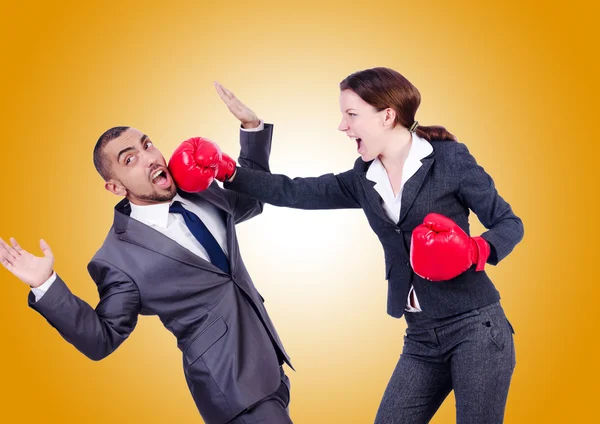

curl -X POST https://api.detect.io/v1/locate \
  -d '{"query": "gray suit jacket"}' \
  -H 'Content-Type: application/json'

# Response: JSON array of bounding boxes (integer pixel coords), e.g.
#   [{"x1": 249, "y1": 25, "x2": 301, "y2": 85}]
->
[
  {"x1": 225, "y1": 138, "x2": 524, "y2": 319},
  {"x1": 29, "y1": 124, "x2": 291, "y2": 424}
]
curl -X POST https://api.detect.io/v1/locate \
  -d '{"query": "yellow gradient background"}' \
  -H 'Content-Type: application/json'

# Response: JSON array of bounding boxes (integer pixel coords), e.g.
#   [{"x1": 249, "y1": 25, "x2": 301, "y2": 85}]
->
[{"x1": 0, "y1": 0, "x2": 597, "y2": 422}]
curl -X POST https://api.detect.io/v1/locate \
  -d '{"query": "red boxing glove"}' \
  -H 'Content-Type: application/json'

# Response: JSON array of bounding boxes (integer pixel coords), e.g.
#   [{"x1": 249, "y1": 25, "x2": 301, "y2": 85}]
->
[
  {"x1": 215, "y1": 152, "x2": 236, "y2": 183},
  {"x1": 410, "y1": 213, "x2": 490, "y2": 281},
  {"x1": 168, "y1": 137, "x2": 237, "y2": 192}
]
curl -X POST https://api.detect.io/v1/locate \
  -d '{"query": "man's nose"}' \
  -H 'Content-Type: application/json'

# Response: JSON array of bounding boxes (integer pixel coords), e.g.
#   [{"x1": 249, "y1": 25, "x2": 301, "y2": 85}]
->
[{"x1": 143, "y1": 151, "x2": 158, "y2": 168}]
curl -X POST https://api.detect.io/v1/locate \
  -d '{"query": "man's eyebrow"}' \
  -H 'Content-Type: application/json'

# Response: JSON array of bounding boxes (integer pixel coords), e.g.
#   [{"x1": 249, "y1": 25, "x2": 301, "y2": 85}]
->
[{"x1": 117, "y1": 135, "x2": 148, "y2": 163}]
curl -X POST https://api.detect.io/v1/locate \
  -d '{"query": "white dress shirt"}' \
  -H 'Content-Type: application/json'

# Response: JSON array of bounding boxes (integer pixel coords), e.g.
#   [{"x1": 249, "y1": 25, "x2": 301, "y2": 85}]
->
[
  {"x1": 31, "y1": 123, "x2": 264, "y2": 302},
  {"x1": 365, "y1": 132, "x2": 434, "y2": 313}
]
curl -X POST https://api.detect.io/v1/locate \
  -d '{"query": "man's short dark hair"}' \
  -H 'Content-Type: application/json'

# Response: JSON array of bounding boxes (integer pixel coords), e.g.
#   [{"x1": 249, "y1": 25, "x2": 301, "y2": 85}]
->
[{"x1": 93, "y1": 126, "x2": 130, "y2": 181}]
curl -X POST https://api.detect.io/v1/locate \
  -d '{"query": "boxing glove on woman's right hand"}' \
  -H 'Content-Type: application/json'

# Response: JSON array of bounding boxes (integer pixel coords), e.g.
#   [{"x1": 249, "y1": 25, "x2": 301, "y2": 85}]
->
[{"x1": 168, "y1": 137, "x2": 236, "y2": 192}]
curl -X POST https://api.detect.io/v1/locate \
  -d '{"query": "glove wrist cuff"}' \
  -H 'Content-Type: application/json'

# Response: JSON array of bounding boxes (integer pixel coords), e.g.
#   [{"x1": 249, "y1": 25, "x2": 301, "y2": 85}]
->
[
  {"x1": 471, "y1": 236, "x2": 490, "y2": 271},
  {"x1": 216, "y1": 156, "x2": 237, "y2": 182}
]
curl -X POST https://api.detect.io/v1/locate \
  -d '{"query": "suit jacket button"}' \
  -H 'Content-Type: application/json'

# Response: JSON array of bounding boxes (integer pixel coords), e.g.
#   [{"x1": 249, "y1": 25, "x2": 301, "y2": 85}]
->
[
  {"x1": 406, "y1": 262, "x2": 410, "y2": 267},
  {"x1": 395, "y1": 229, "x2": 402, "y2": 234}
]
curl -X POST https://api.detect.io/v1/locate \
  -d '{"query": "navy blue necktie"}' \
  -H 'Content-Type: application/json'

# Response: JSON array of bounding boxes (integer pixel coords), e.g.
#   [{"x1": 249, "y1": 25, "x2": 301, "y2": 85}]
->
[{"x1": 169, "y1": 201, "x2": 230, "y2": 274}]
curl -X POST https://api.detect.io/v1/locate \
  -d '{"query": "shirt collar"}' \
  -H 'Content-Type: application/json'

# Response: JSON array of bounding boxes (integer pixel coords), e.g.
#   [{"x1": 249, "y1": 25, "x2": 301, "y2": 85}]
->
[
  {"x1": 129, "y1": 193, "x2": 188, "y2": 228},
  {"x1": 366, "y1": 132, "x2": 433, "y2": 185}
]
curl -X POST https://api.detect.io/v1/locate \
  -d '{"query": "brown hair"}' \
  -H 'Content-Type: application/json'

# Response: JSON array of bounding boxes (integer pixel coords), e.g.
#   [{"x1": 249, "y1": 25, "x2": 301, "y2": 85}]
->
[
  {"x1": 339, "y1": 67, "x2": 457, "y2": 142},
  {"x1": 93, "y1": 126, "x2": 130, "y2": 181}
]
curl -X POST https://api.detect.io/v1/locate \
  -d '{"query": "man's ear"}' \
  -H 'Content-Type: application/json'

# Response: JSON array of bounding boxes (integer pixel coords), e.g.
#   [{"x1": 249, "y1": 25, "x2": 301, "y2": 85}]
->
[{"x1": 105, "y1": 179, "x2": 127, "y2": 196}]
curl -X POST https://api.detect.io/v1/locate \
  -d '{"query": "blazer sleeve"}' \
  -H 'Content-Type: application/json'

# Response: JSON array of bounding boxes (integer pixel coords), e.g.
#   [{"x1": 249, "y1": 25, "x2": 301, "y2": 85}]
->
[
  {"x1": 28, "y1": 259, "x2": 141, "y2": 361},
  {"x1": 454, "y1": 142, "x2": 524, "y2": 265},
  {"x1": 224, "y1": 166, "x2": 362, "y2": 210},
  {"x1": 224, "y1": 123, "x2": 273, "y2": 224}
]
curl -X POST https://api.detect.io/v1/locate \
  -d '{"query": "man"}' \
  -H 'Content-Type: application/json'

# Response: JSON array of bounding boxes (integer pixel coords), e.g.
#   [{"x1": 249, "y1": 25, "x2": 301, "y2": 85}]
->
[{"x1": 0, "y1": 93, "x2": 293, "y2": 424}]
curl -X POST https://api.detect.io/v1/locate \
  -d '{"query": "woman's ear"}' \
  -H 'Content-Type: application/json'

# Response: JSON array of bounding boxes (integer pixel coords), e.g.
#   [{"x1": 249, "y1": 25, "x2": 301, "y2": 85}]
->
[{"x1": 382, "y1": 107, "x2": 396, "y2": 127}]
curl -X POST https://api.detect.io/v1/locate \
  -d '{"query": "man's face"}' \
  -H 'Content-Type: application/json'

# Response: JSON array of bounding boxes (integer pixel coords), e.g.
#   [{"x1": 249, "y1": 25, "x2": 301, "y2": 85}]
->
[{"x1": 104, "y1": 128, "x2": 177, "y2": 205}]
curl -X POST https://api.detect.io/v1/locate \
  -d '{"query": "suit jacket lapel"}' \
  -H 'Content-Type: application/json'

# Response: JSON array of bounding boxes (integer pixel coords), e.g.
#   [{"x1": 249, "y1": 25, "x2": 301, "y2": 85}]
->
[
  {"x1": 359, "y1": 176, "x2": 397, "y2": 224},
  {"x1": 355, "y1": 148, "x2": 436, "y2": 226},
  {"x1": 112, "y1": 197, "x2": 229, "y2": 275},
  {"x1": 398, "y1": 156, "x2": 434, "y2": 224},
  {"x1": 179, "y1": 182, "x2": 232, "y2": 217}
]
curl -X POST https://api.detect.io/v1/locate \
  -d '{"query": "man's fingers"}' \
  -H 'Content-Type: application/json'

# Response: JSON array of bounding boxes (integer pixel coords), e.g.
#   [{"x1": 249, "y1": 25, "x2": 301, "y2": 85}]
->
[
  {"x1": 0, "y1": 242, "x2": 15, "y2": 269},
  {"x1": 213, "y1": 81, "x2": 236, "y2": 102},
  {"x1": 221, "y1": 85, "x2": 235, "y2": 99},
  {"x1": 214, "y1": 81, "x2": 227, "y2": 100},
  {"x1": 0, "y1": 256, "x2": 14, "y2": 271},
  {"x1": 0, "y1": 238, "x2": 19, "y2": 260},
  {"x1": 40, "y1": 239, "x2": 53, "y2": 258},
  {"x1": 214, "y1": 81, "x2": 232, "y2": 102},
  {"x1": 9, "y1": 237, "x2": 23, "y2": 254}
]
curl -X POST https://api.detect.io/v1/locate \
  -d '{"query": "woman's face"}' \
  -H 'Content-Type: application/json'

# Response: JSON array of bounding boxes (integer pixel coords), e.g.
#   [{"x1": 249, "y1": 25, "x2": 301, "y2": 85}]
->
[{"x1": 338, "y1": 89, "x2": 394, "y2": 162}]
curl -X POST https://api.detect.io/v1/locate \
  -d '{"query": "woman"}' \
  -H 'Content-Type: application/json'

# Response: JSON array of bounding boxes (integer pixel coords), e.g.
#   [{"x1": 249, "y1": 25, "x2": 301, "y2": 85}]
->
[{"x1": 216, "y1": 67, "x2": 524, "y2": 423}]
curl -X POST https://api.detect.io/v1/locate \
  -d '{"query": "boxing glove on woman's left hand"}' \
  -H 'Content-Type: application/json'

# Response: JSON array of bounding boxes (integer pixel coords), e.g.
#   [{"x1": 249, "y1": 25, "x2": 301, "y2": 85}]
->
[{"x1": 410, "y1": 213, "x2": 490, "y2": 281}]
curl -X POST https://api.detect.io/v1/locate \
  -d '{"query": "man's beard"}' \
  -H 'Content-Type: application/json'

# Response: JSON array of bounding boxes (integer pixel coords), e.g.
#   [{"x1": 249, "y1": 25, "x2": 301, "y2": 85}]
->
[{"x1": 132, "y1": 185, "x2": 177, "y2": 203}]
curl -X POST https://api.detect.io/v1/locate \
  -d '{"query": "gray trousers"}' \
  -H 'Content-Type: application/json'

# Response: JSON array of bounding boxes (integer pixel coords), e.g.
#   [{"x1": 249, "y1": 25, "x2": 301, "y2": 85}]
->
[
  {"x1": 227, "y1": 366, "x2": 292, "y2": 424},
  {"x1": 375, "y1": 302, "x2": 516, "y2": 424}
]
